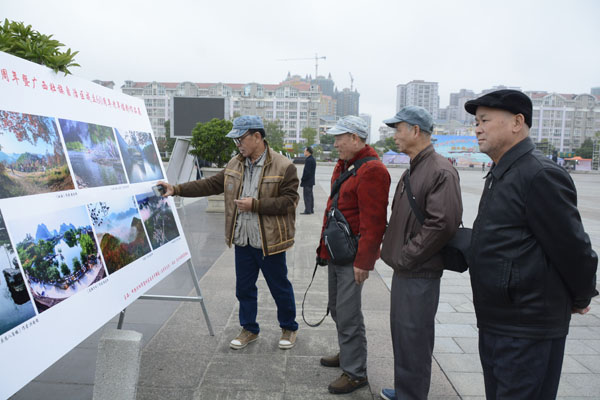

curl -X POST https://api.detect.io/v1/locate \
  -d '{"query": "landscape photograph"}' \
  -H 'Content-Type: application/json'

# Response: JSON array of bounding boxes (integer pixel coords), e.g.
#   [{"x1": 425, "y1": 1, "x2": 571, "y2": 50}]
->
[
  {"x1": 58, "y1": 119, "x2": 127, "y2": 188},
  {"x1": 115, "y1": 129, "x2": 164, "y2": 183},
  {"x1": 135, "y1": 192, "x2": 180, "y2": 250},
  {"x1": 88, "y1": 196, "x2": 151, "y2": 274},
  {"x1": 10, "y1": 206, "x2": 106, "y2": 313},
  {"x1": 0, "y1": 109, "x2": 75, "y2": 199},
  {"x1": 0, "y1": 210, "x2": 36, "y2": 335}
]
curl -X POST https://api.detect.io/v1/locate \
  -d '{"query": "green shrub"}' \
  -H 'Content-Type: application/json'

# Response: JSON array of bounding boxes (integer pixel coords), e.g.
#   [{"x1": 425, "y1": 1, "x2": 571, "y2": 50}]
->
[{"x1": 0, "y1": 18, "x2": 80, "y2": 75}]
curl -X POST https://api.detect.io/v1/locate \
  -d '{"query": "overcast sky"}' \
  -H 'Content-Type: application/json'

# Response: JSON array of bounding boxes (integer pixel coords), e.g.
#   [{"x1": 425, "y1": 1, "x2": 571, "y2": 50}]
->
[{"x1": 3, "y1": 0, "x2": 600, "y2": 141}]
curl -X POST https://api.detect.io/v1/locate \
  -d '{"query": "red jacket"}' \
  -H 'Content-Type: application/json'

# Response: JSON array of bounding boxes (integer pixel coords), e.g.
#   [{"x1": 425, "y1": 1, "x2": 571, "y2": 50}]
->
[{"x1": 318, "y1": 145, "x2": 390, "y2": 270}]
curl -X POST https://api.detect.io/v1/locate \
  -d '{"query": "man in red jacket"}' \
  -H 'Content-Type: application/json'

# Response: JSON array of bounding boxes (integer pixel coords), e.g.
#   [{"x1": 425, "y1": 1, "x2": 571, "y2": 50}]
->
[{"x1": 317, "y1": 115, "x2": 391, "y2": 395}]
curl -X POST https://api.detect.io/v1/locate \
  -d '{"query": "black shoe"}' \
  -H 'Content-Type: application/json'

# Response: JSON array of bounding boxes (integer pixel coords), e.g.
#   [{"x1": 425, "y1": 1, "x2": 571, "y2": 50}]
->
[{"x1": 300, "y1": 212, "x2": 311, "y2": 215}]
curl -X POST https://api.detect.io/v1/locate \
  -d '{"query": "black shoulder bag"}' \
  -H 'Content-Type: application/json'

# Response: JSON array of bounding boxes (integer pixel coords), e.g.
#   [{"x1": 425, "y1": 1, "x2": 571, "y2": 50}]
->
[
  {"x1": 403, "y1": 173, "x2": 471, "y2": 273},
  {"x1": 302, "y1": 156, "x2": 377, "y2": 327}
]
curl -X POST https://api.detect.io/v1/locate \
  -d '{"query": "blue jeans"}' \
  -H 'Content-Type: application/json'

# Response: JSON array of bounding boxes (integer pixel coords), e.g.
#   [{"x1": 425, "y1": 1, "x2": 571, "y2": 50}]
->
[{"x1": 234, "y1": 245, "x2": 298, "y2": 334}]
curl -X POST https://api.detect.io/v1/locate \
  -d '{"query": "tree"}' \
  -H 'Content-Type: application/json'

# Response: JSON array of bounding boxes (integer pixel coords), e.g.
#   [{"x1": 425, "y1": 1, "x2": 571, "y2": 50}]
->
[
  {"x1": 156, "y1": 119, "x2": 176, "y2": 155},
  {"x1": 60, "y1": 263, "x2": 70, "y2": 276},
  {"x1": 320, "y1": 134, "x2": 335, "y2": 145},
  {"x1": 301, "y1": 127, "x2": 317, "y2": 147},
  {"x1": 264, "y1": 120, "x2": 285, "y2": 152},
  {"x1": 374, "y1": 137, "x2": 397, "y2": 153},
  {"x1": 574, "y1": 138, "x2": 594, "y2": 159},
  {"x1": 189, "y1": 118, "x2": 236, "y2": 168},
  {"x1": 0, "y1": 19, "x2": 79, "y2": 75},
  {"x1": 78, "y1": 233, "x2": 95, "y2": 256}
]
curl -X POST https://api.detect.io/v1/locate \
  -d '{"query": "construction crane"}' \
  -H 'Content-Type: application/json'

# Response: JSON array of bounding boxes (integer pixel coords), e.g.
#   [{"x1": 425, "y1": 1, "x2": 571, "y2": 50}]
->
[
  {"x1": 349, "y1": 72, "x2": 354, "y2": 91},
  {"x1": 277, "y1": 53, "x2": 326, "y2": 79}
]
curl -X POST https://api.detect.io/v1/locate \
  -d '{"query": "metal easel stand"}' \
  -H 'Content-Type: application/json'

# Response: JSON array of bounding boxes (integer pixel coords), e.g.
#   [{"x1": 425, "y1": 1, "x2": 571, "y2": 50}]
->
[{"x1": 117, "y1": 259, "x2": 214, "y2": 336}]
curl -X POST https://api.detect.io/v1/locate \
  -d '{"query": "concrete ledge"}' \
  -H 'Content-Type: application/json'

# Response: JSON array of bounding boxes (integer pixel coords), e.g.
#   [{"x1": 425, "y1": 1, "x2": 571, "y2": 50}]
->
[{"x1": 93, "y1": 329, "x2": 143, "y2": 400}]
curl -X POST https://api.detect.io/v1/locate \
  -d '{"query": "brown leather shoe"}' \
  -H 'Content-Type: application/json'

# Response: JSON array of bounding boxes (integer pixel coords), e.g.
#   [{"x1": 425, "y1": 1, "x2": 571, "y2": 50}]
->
[
  {"x1": 328, "y1": 372, "x2": 368, "y2": 394},
  {"x1": 320, "y1": 353, "x2": 340, "y2": 367}
]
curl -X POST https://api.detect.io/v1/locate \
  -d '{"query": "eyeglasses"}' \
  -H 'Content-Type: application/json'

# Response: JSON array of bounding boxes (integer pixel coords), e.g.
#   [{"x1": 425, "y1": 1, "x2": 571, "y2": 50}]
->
[{"x1": 233, "y1": 131, "x2": 252, "y2": 146}]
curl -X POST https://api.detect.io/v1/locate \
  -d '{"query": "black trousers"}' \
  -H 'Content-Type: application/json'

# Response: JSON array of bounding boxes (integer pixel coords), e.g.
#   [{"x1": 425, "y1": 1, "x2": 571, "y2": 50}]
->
[
  {"x1": 479, "y1": 331, "x2": 566, "y2": 400},
  {"x1": 302, "y1": 186, "x2": 314, "y2": 213}
]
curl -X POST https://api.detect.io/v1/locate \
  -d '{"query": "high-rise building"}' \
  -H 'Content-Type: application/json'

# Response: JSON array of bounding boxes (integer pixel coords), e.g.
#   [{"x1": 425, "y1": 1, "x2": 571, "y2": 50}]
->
[
  {"x1": 446, "y1": 89, "x2": 476, "y2": 123},
  {"x1": 526, "y1": 91, "x2": 600, "y2": 152},
  {"x1": 591, "y1": 87, "x2": 600, "y2": 96},
  {"x1": 396, "y1": 80, "x2": 439, "y2": 119},
  {"x1": 121, "y1": 78, "x2": 323, "y2": 143},
  {"x1": 313, "y1": 73, "x2": 335, "y2": 97},
  {"x1": 335, "y1": 88, "x2": 360, "y2": 117}
]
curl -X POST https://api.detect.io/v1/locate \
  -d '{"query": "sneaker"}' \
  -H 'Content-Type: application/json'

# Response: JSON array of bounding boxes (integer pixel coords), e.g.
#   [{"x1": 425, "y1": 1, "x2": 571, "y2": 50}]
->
[
  {"x1": 328, "y1": 372, "x2": 368, "y2": 394},
  {"x1": 320, "y1": 353, "x2": 340, "y2": 367},
  {"x1": 380, "y1": 388, "x2": 396, "y2": 400},
  {"x1": 278, "y1": 329, "x2": 297, "y2": 349},
  {"x1": 229, "y1": 328, "x2": 258, "y2": 350}
]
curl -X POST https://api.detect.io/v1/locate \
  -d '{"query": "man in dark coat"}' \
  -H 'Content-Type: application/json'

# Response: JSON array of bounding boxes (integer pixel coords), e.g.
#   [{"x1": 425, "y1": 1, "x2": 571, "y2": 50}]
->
[
  {"x1": 465, "y1": 90, "x2": 598, "y2": 400},
  {"x1": 300, "y1": 146, "x2": 316, "y2": 214}
]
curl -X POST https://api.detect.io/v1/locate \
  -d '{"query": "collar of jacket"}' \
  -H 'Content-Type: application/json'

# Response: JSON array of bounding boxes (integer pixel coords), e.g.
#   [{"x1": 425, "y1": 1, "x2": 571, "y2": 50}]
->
[
  {"x1": 490, "y1": 137, "x2": 534, "y2": 180},
  {"x1": 338, "y1": 144, "x2": 378, "y2": 171},
  {"x1": 235, "y1": 140, "x2": 273, "y2": 165},
  {"x1": 408, "y1": 144, "x2": 435, "y2": 172}
]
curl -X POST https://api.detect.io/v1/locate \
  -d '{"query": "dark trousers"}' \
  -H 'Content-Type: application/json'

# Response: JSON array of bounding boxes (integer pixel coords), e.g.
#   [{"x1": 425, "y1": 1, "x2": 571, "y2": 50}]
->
[
  {"x1": 234, "y1": 245, "x2": 298, "y2": 334},
  {"x1": 479, "y1": 331, "x2": 566, "y2": 400},
  {"x1": 302, "y1": 185, "x2": 314, "y2": 213},
  {"x1": 390, "y1": 274, "x2": 440, "y2": 400}
]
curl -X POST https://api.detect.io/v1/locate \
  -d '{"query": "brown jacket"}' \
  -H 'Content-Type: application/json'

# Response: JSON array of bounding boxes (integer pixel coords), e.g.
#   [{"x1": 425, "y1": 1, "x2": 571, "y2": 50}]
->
[
  {"x1": 174, "y1": 144, "x2": 299, "y2": 256},
  {"x1": 380, "y1": 145, "x2": 462, "y2": 278}
]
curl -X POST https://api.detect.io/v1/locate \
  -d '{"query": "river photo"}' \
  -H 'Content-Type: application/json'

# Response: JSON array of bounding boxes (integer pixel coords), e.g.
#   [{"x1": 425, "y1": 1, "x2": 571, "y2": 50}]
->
[
  {"x1": 0, "y1": 210, "x2": 36, "y2": 335},
  {"x1": 9, "y1": 205, "x2": 106, "y2": 312},
  {"x1": 58, "y1": 119, "x2": 127, "y2": 188},
  {"x1": 115, "y1": 129, "x2": 164, "y2": 183}
]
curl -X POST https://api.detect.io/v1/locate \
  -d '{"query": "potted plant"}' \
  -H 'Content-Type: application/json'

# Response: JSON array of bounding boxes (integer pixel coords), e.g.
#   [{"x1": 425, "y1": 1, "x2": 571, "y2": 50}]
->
[{"x1": 188, "y1": 118, "x2": 236, "y2": 212}]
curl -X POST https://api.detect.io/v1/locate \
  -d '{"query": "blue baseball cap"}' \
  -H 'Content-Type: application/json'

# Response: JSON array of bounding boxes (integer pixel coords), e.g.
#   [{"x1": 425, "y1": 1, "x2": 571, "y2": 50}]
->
[
  {"x1": 226, "y1": 115, "x2": 264, "y2": 138},
  {"x1": 327, "y1": 115, "x2": 369, "y2": 138},
  {"x1": 384, "y1": 106, "x2": 434, "y2": 133}
]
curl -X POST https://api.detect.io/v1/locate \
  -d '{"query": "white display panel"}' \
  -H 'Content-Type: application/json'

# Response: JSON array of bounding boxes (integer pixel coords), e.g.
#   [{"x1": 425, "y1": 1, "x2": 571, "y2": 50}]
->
[{"x1": 0, "y1": 51, "x2": 192, "y2": 399}]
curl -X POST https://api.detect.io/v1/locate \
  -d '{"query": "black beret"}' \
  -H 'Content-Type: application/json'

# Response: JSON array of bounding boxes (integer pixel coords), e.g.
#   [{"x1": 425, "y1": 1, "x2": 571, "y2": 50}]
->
[{"x1": 464, "y1": 90, "x2": 532, "y2": 128}]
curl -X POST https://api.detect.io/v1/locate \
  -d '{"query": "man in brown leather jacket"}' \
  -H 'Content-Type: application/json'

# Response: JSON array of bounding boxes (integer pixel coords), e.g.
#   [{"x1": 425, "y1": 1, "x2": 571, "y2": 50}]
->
[
  {"x1": 158, "y1": 115, "x2": 299, "y2": 351},
  {"x1": 379, "y1": 106, "x2": 463, "y2": 400}
]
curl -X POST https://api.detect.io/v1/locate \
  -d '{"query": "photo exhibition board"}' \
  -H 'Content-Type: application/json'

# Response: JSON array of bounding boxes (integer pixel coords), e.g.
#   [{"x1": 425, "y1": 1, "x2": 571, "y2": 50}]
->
[{"x1": 0, "y1": 51, "x2": 192, "y2": 399}]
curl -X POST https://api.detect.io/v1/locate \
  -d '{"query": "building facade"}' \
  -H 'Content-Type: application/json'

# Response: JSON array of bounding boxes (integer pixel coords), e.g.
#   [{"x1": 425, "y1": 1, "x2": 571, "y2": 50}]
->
[
  {"x1": 335, "y1": 88, "x2": 360, "y2": 117},
  {"x1": 526, "y1": 91, "x2": 600, "y2": 152},
  {"x1": 121, "y1": 78, "x2": 323, "y2": 143},
  {"x1": 396, "y1": 80, "x2": 439, "y2": 119}
]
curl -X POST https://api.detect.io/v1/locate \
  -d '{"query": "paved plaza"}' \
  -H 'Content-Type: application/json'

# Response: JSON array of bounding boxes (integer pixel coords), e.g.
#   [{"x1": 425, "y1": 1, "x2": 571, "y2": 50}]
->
[{"x1": 11, "y1": 165, "x2": 600, "y2": 399}]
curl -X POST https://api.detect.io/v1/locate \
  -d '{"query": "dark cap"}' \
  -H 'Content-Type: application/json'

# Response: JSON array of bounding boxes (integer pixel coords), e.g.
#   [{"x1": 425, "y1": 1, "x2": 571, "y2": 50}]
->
[{"x1": 464, "y1": 90, "x2": 532, "y2": 127}]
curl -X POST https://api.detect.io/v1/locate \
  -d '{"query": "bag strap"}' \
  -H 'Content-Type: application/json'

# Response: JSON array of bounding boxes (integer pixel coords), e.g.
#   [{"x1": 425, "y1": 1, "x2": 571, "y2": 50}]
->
[
  {"x1": 403, "y1": 172, "x2": 465, "y2": 229},
  {"x1": 302, "y1": 260, "x2": 329, "y2": 327},
  {"x1": 403, "y1": 172, "x2": 425, "y2": 225},
  {"x1": 330, "y1": 157, "x2": 377, "y2": 199}
]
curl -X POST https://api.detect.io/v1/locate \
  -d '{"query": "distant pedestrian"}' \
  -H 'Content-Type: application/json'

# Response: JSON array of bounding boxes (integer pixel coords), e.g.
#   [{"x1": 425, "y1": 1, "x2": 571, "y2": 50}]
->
[
  {"x1": 379, "y1": 106, "x2": 463, "y2": 400},
  {"x1": 300, "y1": 146, "x2": 316, "y2": 214},
  {"x1": 482, "y1": 162, "x2": 485, "y2": 173},
  {"x1": 465, "y1": 90, "x2": 598, "y2": 399}
]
